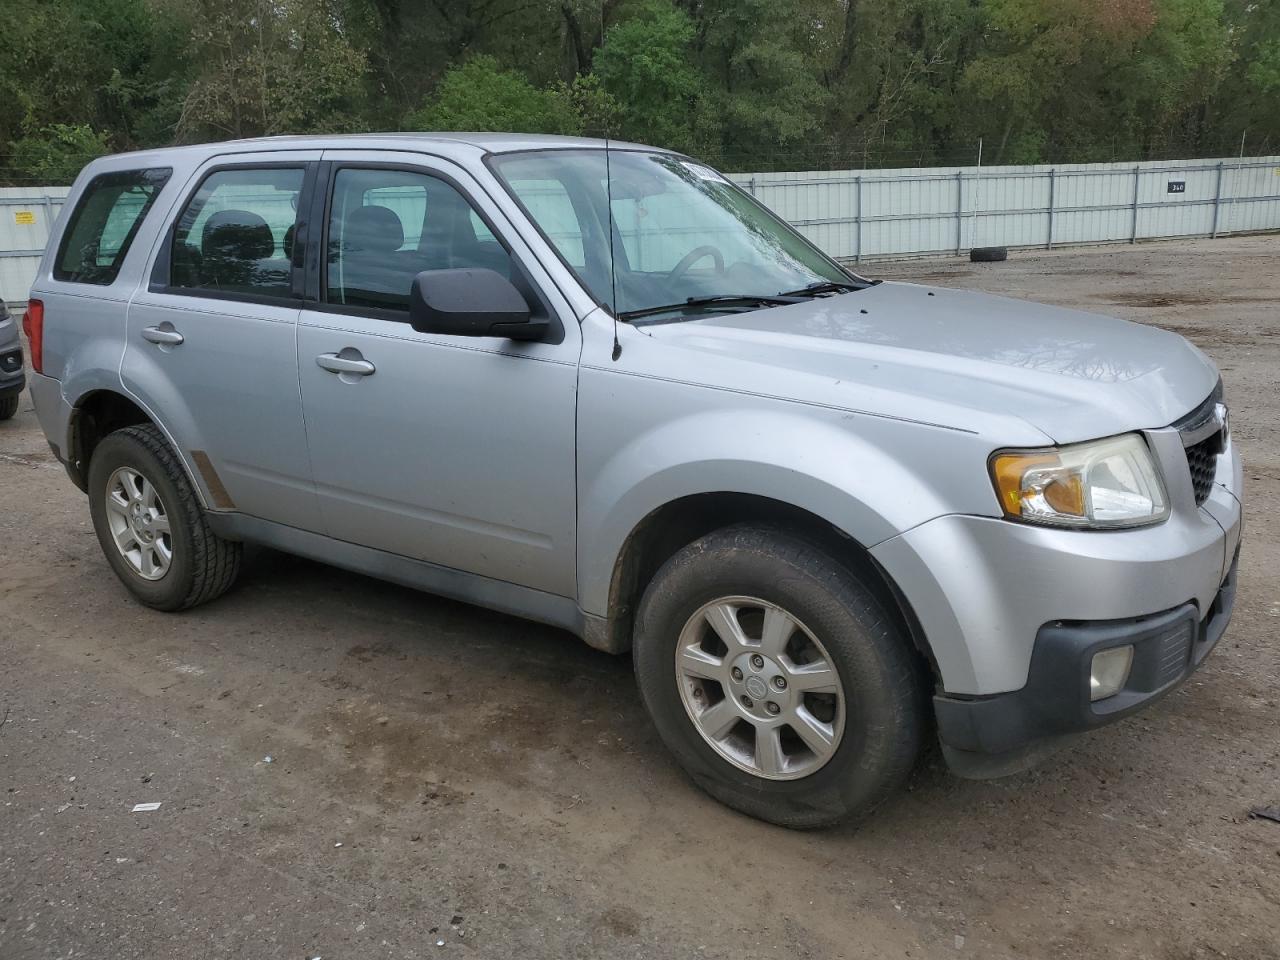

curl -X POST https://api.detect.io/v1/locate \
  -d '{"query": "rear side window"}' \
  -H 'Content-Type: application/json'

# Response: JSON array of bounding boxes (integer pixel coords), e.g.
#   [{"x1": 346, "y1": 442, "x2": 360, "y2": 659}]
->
[
  {"x1": 169, "y1": 167, "x2": 304, "y2": 299},
  {"x1": 54, "y1": 168, "x2": 172, "y2": 284}
]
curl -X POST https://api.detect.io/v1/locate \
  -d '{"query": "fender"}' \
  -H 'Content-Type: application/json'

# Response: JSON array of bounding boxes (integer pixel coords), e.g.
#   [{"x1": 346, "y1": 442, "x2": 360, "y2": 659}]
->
[
  {"x1": 113, "y1": 338, "x2": 221, "y2": 512},
  {"x1": 52, "y1": 330, "x2": 211, "y2": 513},
  {"x1": 576, "y1": 402, "x2": 1004, "y2": 621}
]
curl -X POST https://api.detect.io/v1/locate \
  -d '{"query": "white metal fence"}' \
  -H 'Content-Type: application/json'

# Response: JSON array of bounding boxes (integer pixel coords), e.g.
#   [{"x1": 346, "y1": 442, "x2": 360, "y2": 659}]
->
[
  {"x1": 0, "y1": 185, "x2": 70, "y2": 305},
  {"x1": 727, "y1": 156, "x2": 1280, "y2": 262},
  {"x1": 3, "y1": 156, "x2": 1279, "y2": 302}
]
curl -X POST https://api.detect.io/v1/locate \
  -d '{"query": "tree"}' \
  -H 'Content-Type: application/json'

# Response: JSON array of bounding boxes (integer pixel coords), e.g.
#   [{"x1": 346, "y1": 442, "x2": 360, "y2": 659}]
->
[
  {"x1": 0, "y1": 0, "x2": 163, "y2": 158},
  {"x1": 2, "y1": 0, "x2": 1277, "y2": 183},
  {"x1": 407, "y1": 55, "x2": 616, "y2": 135},
  {"x1": 170, "y1": 0, "x2": 369, "y2": 140},
  {"x1": 8, "y1": 123, "x2": 111, "y2": 182},
  {"x1": 955, "y1": 0, "x2": 1231, "y2": 163},
  {"x1": 593, "y1": 0, "x2": 702, "y2": 150},
  {"x1": 690, "y1": 0, "x2": 835, "y2": 165}
]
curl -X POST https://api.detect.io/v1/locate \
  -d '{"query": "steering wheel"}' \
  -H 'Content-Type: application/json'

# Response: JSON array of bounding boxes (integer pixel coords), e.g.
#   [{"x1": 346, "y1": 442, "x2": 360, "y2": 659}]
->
[{"x1": 666, "y1": 245, "x2": 725, "y2": 282}]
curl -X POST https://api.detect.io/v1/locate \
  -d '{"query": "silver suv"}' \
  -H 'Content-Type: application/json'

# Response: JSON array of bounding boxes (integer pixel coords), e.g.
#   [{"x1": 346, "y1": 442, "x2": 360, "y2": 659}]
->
[{"x1": 25, "y1": 135, "x2": 1242, "y2": 827}]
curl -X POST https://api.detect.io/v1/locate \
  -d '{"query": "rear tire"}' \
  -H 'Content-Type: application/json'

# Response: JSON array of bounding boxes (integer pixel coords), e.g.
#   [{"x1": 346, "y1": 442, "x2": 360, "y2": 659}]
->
[
  {"x1": 632, "y1": 524, "x2": 924, "y2": 829},
  {"x1": 87, "y1": 424, "x2": 241, "y2": 611},
  {"x1": 0, "y1": 394, "x2": 18, "y2": 420}
]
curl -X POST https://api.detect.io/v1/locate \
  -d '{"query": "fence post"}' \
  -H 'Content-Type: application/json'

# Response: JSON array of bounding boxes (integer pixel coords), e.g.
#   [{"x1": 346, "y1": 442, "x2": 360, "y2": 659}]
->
[
  {"x1": 955, "y1": 169, "x2": 964, "y2": 255},
  {"x1": 1210, "y1": 161, "x2": 1224, "y2": 239},
  {"x1": 854, "y1": 175, "x2": 863, "y2": 263},
  {"x1": 747, "y1": 176, "x2": 757, "y2": 197},
  {"x1": 1130, "y1": 165, "x2": 1140, "y2": 243},
  {"x1": 1047, "y1": 169, "x2": 1056, "y2": 249}
]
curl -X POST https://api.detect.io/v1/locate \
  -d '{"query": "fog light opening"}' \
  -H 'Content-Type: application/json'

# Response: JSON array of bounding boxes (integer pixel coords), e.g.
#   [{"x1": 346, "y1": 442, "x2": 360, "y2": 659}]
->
[{"x1": 1090, "y1": 645, "x2": 1134, "y2": 702}]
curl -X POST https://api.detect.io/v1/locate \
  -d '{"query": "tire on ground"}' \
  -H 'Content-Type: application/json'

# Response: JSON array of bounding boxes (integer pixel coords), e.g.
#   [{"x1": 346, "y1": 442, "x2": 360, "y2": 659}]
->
[
  {"x1": 970, "y1": 246, "x2": 1008, "y2": 262},
  {"x1": 87, "y1": 423, "x2": 241, "y2": 611},
  {"x1": 632, "y1": 523, "x2": 924, "y2": 829},
  {"x1": 0, "y1": 394, "x2": 18, "y2": 420}
]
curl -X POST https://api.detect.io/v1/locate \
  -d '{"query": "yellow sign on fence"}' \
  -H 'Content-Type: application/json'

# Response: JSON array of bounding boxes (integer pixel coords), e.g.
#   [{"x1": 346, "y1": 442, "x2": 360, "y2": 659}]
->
[{"x1": 14, "y1": 211, "x2": 35, "y2": 225}]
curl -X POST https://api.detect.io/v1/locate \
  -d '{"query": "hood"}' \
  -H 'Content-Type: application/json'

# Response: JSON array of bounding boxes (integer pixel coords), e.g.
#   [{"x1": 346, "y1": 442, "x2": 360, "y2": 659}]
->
[{"x1": 640, "y1": 282, "x2": 1219, "y2": 444}]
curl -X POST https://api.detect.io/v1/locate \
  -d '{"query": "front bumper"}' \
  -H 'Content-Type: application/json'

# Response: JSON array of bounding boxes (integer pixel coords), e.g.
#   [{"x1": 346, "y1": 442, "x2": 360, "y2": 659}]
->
[
  {"x1": 934, "y1": 549, "x2": 1236, "y2": 763},
  {"x1": 870, "y1": 424, "x2": 1242, "y2": 771}
]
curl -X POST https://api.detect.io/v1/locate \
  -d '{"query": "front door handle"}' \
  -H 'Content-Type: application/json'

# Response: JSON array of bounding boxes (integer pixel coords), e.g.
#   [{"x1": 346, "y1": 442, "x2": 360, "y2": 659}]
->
[
  {"x1": 316, "y1": 352, "x2": 376, "y2": 377},
  {"x1": 141, "y1": 325, "x2": 184, "y2": 346}
]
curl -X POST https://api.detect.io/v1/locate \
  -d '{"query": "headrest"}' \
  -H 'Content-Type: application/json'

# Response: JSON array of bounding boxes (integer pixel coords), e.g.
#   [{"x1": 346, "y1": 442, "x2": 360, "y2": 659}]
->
[
  {"x1": 202, "y1": 210, "x2": 275, "y2": 261},
  {"x1": 282, "y1": 224, "x2": 296, "y2": 262},
  {"x1": 343, "y1": 205, "x2": 404, "y2": 254}
]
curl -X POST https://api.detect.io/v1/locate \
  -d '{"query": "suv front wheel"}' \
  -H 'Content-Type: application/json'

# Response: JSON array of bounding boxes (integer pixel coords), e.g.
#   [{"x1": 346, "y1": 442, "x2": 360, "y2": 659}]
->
[
  {"x1": 87, "y1": 424, "x2": 241, "y2": 611},
  {"x1": 633, "y1": 524, "x2": 924, "y2": 828}
]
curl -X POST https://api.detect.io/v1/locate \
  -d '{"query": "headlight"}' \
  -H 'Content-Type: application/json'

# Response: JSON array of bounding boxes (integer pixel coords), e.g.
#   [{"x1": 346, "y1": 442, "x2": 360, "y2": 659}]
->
[{"x1": 990, "y1": 434, "x2": 1168, "y2": 529}]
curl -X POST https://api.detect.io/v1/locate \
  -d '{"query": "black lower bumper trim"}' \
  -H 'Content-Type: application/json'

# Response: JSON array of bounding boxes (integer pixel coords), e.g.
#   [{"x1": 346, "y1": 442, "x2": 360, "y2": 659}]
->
[{"x1": 935, "y1": 552, "x2": 1238, "y2": 758}]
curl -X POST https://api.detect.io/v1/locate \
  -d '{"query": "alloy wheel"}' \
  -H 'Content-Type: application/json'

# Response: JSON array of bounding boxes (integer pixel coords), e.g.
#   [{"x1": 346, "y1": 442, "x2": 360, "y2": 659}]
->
[
  {"x1": 674, "y1": 596, "x2": 845, "y2": 780},
  {"x1": 104, "y1": 467, "x2": 173, "y2": 581}
]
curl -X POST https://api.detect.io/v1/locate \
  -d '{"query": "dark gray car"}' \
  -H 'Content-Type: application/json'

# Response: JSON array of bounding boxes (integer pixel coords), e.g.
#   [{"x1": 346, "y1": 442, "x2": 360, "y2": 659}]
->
[
  {"x1": 0, "y1": 300, "x2": 25, "y2": 420},
  {"x1": 24, "y1": 135, "x2": 1242, "y2": 827}
]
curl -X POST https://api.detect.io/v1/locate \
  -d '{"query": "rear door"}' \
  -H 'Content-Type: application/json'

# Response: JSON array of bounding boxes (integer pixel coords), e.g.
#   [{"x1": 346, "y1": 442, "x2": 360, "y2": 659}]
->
[
  {"x1": 123, "y1": 152, "x2": 324, "y2": 530},
  {"x1": 295, "y1": 150, "x2": 580, "y2": 597}
]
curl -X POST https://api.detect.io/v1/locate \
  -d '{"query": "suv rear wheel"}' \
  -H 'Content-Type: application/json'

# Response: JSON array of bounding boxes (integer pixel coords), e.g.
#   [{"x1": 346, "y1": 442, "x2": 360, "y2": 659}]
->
[
  {"x1": 87, "y1": 424, "x2": 241, "y2": 610},
  {"x1": 632, "y1": 524, "x2": 923, "y2": 828}
]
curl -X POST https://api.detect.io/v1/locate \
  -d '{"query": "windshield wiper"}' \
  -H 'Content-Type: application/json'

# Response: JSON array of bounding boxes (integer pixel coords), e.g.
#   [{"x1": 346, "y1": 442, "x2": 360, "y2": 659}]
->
[
  {"x1": 777, "y1": 280, "x2": 864, "y2": 297},
  {"x1": 618, "y1": 293, "x2": 803, "y2": 322}
]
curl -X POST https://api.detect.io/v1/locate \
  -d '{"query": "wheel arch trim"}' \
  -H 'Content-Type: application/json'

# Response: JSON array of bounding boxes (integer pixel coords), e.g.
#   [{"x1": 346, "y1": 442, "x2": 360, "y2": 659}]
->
[{"x1": 66, "y1": 385, "x2": 211, "y2": 511}]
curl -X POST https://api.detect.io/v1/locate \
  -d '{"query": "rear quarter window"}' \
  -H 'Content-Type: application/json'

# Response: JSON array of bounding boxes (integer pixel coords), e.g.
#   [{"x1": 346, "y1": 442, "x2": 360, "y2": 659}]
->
[{"x1": 54, "y1": 168, "x2": 172, "y2": 284}]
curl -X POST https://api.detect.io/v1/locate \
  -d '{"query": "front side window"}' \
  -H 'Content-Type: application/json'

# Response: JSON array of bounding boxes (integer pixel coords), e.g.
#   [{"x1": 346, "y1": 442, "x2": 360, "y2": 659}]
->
[
  {"x1": 169, "y1": 167, "x2": 304, "y2": 298},
  {"x1": 54, "y1": 168, "x2": 171, "y2": 284},
  {"x1": 488, "y1": 150, "x2": 856, "y2": 317},
  {"x1": 325, "y1": 167, "x2": 514, "y2": 312}
]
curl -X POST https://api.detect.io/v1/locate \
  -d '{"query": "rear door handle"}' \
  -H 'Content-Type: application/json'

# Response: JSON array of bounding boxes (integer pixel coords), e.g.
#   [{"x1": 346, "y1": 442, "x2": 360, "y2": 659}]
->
[
  {"x1": 316, "y1": 352, "x2": 376, "y2": 377},
  {"x1": 141, "y1": 325, "x2": 184, "y2": 346}
]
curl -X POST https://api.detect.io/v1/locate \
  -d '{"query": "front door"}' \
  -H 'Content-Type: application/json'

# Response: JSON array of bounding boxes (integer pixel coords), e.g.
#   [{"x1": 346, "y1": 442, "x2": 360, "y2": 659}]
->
[
  {"x1": 123, "y1": 154, "x2": 323, "y2": 531},
  {"x1": 296, "y1": 153, "x2": 580, "y2": 597}
]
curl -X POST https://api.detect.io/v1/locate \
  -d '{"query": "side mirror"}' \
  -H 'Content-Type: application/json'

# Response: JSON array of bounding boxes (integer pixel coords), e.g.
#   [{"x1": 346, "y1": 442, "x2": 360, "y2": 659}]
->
[{"x1": 408, "y1": 268, "x2": 547, "y2": 341}]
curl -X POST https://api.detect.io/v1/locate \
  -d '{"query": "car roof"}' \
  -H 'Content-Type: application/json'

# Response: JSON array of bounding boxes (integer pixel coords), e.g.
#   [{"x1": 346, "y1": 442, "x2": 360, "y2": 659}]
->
[{"x1": 92, "y1": 132, "x2": 673, "y2": 168}]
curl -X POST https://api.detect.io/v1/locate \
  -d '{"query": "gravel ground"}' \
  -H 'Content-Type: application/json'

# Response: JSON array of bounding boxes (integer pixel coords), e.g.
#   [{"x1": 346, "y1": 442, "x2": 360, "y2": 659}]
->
[{"x1": 1, "y1": 236, "x2": 1277, "y2": 960}]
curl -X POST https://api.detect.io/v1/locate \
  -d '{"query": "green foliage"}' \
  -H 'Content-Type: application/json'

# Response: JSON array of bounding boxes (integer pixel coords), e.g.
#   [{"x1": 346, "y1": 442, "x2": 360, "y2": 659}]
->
[
  {"x1": 1, "y1": 0, "x2": 1278, "y2": 183},
  {"x1": 691, "y1": 0, "x2": 832, "y2": 160},
  {"x1": 170, "y1": 0, "x2": 368, "y2": 140},
  {"x1": 594, "y1": 1, "x2": 702, "y2": 149},
  {"x1": 1250, "y1": 39, "x2": 1280, "y2": 94},
  {"x1": 9, "y1": 124, "x2": 111, "y2": 182},
  {"x1": 409, "y1": 57, "x2": 585, "y2": 135}
]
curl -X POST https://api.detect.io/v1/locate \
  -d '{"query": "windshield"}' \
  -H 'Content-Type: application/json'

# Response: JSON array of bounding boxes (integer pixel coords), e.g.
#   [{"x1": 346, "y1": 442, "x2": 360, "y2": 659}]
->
[{"x1": 487, "y1": 149, "x2": 860, "y2": 319}]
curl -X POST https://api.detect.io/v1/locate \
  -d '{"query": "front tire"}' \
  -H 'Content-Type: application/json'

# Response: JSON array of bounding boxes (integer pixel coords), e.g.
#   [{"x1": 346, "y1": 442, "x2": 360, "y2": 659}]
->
[
  {"x1": 0, "y1": 394, "x2": 18, "y2": 420},
  {"x1": 87, "y1": 424, "x2": 241, "y2": 611},
  {"x1": 633, "y1": 524, "x2": 923, "y2": 828}
]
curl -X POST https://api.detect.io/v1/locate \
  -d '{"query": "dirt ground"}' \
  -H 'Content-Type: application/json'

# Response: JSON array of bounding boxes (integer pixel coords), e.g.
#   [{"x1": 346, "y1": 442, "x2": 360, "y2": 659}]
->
[{"x1": 1, "y1": 236, "x2": 1278, "y2": 960}]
